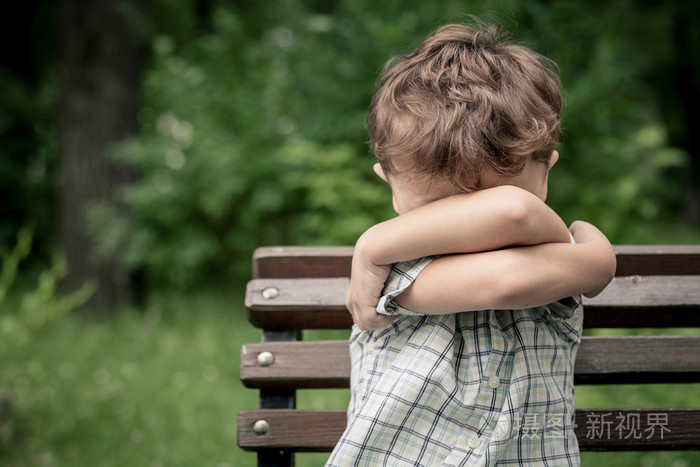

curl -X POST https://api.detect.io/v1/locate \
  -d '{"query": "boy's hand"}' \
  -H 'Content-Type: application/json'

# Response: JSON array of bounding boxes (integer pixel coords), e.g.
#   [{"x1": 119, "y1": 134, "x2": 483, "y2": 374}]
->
[
  {"x1": 346, "y1": 235, "x2": 394, "y2": 330},
  {"x1": 346, "y1": 261, "x2": 394, "y2": 330}
]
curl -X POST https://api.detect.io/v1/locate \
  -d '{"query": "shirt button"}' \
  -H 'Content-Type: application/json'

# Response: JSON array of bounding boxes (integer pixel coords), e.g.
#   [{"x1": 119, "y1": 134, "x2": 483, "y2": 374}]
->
[
  {"x1": 467, "y1": 434, "x2": 481, "y2": 449},
  {"x1": 488, "y1": 375, "x2": 500, "y2": 389}
]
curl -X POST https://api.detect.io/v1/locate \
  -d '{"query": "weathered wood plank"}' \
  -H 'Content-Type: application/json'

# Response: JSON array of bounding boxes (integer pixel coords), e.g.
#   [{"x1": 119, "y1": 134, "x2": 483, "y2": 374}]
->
[
  {"x1": 251, "y1": 245, "x2": 700, "y2": 279},
  {"x1": 614, "y1": 245, "x2": 700, "y2": 276},
  {"x1": 583, "y1": 275, "x2": 700, "y2": 328},
  {"x1": 238, "y1": 408, "x2": 700, "y2": 451},
  {"x1": 245, "y1": 278, "x2": 352, "y2": 330},
  {"x1": 585, "y1": 275, "x2": 700, "y2": 308},
  {"x1": 253, "y1": 246, "x2": 354, "y2": 279},
  {"x1": 241, "y1": 340, "x2": 350, "y2": 389},
  {"x1": 240, "y1": 336, "x2": 700, "y2": 389},
  {"x1": 239, "y1": 409, "x2": 346, "y2": 452},
  {"x1": 245, "y1": 276, "x2": 700, "y2": 330},
  {"x1": 574, "y1": 336, "x2": 700, "y2": 384},
  {"x1": 575, "y1": 409, "x2": 700, "y2": 450},
  {"x1": 245, "y1": 278, "x2": 349, "y2": 311}
]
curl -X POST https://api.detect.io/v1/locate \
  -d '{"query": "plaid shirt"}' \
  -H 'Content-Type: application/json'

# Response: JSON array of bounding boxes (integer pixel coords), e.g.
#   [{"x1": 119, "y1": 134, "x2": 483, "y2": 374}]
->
[{"x1": 327, "y1": 256, "x2": 583, "y2": 466}]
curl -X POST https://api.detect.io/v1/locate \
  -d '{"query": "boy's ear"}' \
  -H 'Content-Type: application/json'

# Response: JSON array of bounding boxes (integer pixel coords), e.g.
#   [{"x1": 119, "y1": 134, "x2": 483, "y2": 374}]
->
[
  {"x1": 373, "y1": 163, "x2": 389, "y2": 183},
  {"x1": 537, "y1": 150, "x2": 559, "y2": 202},
  {"x1": 548, "y1": 150, "x2": 560, "y2": 171}
]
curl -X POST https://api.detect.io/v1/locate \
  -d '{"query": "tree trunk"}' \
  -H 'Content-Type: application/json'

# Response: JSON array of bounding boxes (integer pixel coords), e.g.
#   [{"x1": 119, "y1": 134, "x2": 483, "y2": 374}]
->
[
  {"x1": 58, "y1": 0, "x2": 144, "y2": 309},
  {"x1": 670, "y1": 4, "x2": 700, "y2": 224}
]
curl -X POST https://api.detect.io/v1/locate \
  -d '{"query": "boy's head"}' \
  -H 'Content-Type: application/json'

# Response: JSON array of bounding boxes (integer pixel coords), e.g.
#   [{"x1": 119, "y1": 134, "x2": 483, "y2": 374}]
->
[{"x1": 368, "y1": 22, "x2": 562, "y2": 212}]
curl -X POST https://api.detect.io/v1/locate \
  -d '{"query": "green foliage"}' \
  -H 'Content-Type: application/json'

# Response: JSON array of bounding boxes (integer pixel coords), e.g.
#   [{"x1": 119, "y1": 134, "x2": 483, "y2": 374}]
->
[
  {"x1": 83, "y1": 1, "x2": 698, "y2": 288},
  {"x1": 0, "y1": 1, "x2": 60, "y2": 266},
  {"x1": 0, "y1": 68, "x2": 60, "y2": 266},
  {"x1": 0, "y1": 226, "x2": 96, "y2": 345},
  {"x1": 517, "y1": 0, "x2": 691, "y2": 240},
  {"x1": 0, "y1": 226, "x2": 33, "y2": 305}
]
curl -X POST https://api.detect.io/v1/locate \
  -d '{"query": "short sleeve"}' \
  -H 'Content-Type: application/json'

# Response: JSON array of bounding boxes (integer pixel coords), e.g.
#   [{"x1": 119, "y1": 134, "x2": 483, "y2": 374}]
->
[
  {"x1": 544, "y1": 295, "x2": 581, "y2": 320},
  {"x1": 376, "y1": 256, "x2": 437, "y2": 316},
  {"x1": 540, "y1": 294, "x2": 583, "y2": 343}
]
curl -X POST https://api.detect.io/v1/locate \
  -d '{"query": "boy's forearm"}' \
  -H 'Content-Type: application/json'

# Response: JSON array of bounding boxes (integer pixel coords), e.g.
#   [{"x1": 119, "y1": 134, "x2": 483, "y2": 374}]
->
[
  {"x1": 394, "y1": 221, "x2": 616, "y2": 314},
  {"x1": 357, "y1": 185, "x2": 570, "y2": 266}
]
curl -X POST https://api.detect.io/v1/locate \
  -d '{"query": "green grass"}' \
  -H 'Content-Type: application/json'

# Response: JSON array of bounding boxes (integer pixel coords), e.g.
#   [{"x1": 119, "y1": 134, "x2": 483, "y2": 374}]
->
[
  {"x1": 1, "y1": 291, "x2": 698, "y2": 466},
  {"x1": 1, "y1": 289, "x2": 259, "y2": 467}
]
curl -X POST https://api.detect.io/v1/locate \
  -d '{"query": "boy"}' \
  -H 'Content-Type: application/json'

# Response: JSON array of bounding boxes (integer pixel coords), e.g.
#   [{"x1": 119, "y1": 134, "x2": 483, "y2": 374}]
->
[{"x1": 327, "y1": 23, "x2": 616, "y2": 466}]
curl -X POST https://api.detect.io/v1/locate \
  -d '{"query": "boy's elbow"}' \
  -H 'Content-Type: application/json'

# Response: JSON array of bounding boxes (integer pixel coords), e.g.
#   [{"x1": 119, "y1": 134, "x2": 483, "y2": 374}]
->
[
  {"x1": 605, "y1": 251, "x2": 617, "y2": 283},
  {"x1": 495, "y1": 186, "x2": 541, "y2": 232},
  {"x1": 601, "y1": 247, "x2": 618, "y2": 287},
  {"x1": 584, "y1": 245, "x2": 617, "y2": 298},
  {"x1": 598, "y1": 241, "x2": 617, "y2": 286},
  {"x1": 500, "y1": 187, "x2": 566, "y2": 245}
]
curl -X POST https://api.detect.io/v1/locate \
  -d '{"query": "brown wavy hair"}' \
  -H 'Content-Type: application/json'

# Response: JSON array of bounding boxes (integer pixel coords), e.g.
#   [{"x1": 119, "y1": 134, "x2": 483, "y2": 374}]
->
[{"x1": 368, "y1": 22, "x2": 562, "y2": 190}]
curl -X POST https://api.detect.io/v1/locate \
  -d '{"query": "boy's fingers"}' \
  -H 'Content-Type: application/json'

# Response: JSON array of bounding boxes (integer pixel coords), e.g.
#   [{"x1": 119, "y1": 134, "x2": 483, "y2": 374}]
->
[
  {"x1": 346, "y1": 290, "x2": 394, "y2": 330},
  {"x1": 372, "y1": 314, "x2": 394, "y2": 329},
  {"x1": 355, "y1": 310, "x2": 394, "y2": 330}
]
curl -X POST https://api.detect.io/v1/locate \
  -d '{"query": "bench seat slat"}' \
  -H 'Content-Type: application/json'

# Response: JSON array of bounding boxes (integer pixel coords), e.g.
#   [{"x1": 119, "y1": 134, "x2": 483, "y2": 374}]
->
[
  {"x1": 245, "y1": 276, "x2": 700, "y2": 330},
  {"x1": 241, "y1": 340, "x2": 349, "y2": 389},
  {"x1": 238, "y1": 408, "x2": 700, "y2": 451},
  {"x1": 251, "y1": 245, "x2": 700, "y2": 279},
  {"x1": 574, "y1": 336, "x2": 700, "y2": 384},
  {"x1": 585, "y1": 275, "x2": 700, "y2": 308},
  {"x1": 240, "y1": 336, "x2": 700, "y2": 388}
]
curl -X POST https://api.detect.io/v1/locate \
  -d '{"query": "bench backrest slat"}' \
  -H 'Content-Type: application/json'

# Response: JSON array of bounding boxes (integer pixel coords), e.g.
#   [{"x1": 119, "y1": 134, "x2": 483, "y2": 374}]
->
[
  {"x1": 253, "y1": 246, "x2": 354, "y2": 279},
  {"x1": 240, "y1": 336, "x2": 700, "y2": 389},
  {"x1": 246, "y1": 275, "x2": 700, "y2": 329},
  {"x1": 252, "y1": 245, "x2": 700, "y2": 279},
  {"x1": 238, "y1": 408, "x2": 700, "y2": 451}
]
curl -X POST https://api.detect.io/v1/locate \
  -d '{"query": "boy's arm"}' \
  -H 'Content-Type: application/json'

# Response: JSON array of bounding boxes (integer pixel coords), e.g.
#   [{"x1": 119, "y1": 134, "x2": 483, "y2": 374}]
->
[
  {"x1": 357, "y1": 185, "x2": 570, "y2": 265},
  {"x1": 347, "y1": 186, "x2": 572, "y2": 329},
  {"x1": 394, "y1": 220, "x2": 616, "y2": 314}
]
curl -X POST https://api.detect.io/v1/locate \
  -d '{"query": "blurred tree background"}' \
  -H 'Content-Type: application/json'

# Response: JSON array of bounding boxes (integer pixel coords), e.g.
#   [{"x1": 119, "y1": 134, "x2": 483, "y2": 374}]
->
[{"x1": 1, "y1": 0, "x2": 699, "y2": 307}]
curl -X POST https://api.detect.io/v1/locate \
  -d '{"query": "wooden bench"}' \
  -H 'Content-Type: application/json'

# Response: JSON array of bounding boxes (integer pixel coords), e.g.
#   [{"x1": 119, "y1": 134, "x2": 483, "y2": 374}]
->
[{"x1": 238, "y1": 245, "x2": 700, "y2": 466}]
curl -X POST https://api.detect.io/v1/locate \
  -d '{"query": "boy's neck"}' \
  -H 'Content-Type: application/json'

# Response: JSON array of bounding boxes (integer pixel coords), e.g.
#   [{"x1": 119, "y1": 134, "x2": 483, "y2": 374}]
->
[{"x1": 479, "y1": 156, "x2": 555, "y2": 202}]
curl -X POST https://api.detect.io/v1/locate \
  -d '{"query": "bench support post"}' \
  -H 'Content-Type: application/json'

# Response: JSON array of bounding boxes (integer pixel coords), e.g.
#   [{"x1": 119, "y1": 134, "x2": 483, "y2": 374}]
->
[{"x1": 257, "y1": 331, "x2": 300, "y2": 467}]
